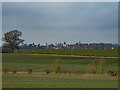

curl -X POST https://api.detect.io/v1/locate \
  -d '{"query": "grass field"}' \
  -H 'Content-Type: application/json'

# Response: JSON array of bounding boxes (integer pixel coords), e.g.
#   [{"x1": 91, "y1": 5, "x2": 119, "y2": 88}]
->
[
  {"x1": 2, "y1": 53, "x2": 118, "y2": 88},
  {"x1": 15, "y1": 49, "x2": 118, "y2": 57},
  {"x1": 3, "y1": 73, "x2": 118, "y2": 88}
]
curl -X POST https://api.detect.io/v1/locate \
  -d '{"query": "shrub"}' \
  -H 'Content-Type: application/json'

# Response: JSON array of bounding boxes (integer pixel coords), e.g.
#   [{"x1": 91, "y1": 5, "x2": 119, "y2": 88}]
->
[
  {"x1": 62, "y1": 70, "x2": 67, "y2": 74},
  {"x1": 99, "y1": 58, "x2": 106, "y2": 75},
  {"x1": 107, "y1": 71, "x2": 119, "y2": 76},
  {"x1": 2, "y1": 49, "x2": 11, "y2": 53},
  {"x1": 89, "y1": 59, "x2": 98, "y2": 74},
  {"x1": 54, "y1": 59, "x2": 61, "y2": 73},
  {"x1": 43, "y1": 69, "x2": 50, "y2": 75},
  {"x1": 12, "y1": 70, "x2": 17, "y2": 74},
  {"x1": 32, "y1": 49, "x2": 36, "y2": 54},
  {"x1": 28, "y1": 69, "x2": 32, "y2": 74}
]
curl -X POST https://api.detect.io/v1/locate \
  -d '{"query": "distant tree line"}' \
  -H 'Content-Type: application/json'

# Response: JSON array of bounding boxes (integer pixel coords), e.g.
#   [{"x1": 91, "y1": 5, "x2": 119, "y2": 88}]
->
[
  {"x1": 20, "y1": 42, "x2": 118, "y2": 50},
  {"x1": 1, "y1": 30, "x2": 118, "y2": 53}
]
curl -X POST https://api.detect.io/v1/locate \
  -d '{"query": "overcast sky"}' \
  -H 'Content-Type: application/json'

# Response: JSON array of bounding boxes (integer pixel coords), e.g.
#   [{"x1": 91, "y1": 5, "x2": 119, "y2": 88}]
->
[{"x1": 2, "y1": 2, "x2": 118, "y2": 45}]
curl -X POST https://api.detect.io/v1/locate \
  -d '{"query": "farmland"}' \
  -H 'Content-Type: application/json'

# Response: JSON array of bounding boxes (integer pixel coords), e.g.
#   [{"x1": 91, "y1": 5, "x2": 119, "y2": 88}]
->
[
  {"x1": 15, "y1": 49, "x2": 118, "y2": 57},
  {"x1": 2, "y1": 50, "x2": 119, "y2": 88}
]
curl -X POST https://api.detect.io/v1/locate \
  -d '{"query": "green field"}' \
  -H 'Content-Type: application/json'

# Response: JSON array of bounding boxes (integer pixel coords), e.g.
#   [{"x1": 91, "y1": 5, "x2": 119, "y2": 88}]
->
[
  {"x1": 15, "y1": 49, "x2": 118, "y2": 57},
  {"x1": 2, "y1": 53, "x2": 118, "y2": 88},
  {"x1": 3, "y1": 73, "x2": 118, "y2": 88}
]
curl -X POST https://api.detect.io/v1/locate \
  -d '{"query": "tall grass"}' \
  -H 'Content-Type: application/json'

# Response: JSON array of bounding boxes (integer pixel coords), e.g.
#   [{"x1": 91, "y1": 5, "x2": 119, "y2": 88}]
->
[
  {"x1": 89, "y1": 60, "x2": 98, "y2": 74},
  {"x1": 54, "y1": 59, "x2": 61, "y2": 73},
  {"x1": 99, "y1": 58, "x2": 106, "y2": 75}
]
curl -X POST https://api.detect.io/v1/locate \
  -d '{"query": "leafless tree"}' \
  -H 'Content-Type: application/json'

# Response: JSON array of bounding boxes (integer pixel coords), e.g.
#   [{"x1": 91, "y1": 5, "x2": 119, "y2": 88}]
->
[{"x1": 3, "y1": 30, "x2": 24, "y2": 53}]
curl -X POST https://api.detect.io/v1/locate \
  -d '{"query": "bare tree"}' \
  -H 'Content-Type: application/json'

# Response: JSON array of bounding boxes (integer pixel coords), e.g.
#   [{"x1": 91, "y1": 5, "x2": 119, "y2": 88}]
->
[{"x1": 3, "y1": 30, "x2": 24, "y2": 53}]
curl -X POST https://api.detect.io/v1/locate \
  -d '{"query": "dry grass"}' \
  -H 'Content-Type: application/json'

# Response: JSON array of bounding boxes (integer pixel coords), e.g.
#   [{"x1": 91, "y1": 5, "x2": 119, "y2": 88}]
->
[{"x1": 3, "y1": 72, "x2": 118, "y2": 80}]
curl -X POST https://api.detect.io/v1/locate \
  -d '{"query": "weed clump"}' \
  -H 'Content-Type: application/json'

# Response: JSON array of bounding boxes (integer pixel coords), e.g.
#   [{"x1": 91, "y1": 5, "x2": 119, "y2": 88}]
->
[
  {"x1": 54, "y1": 59, "x2": 61, "y2": 73},
  {"x1": 107, "y1": 71, "x2": 119, "y2": 76},
  {"x1": 28, "y1": 69, "x2": 32, "y2": 74},
  {"x1": 12, "y1": 70, "x2": 17, "y2": 74},
  {"x1": 62, "y1": 70, "x2": 67, "y2": 74},
  {"x1": 99, "y1": 59, "x2": 106, "y2": 75},
  {"x1": 89, "y1": 60, "x2": 98, "y2": 75},
  {"x1": 43, "y1": 69, "x2": 50, "y2": 75}
]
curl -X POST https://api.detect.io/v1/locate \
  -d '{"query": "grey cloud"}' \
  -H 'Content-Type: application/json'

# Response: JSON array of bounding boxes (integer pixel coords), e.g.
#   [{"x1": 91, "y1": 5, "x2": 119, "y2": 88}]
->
[{"x1": 2, "y1": 2, "x2": 118, "y2": 44}]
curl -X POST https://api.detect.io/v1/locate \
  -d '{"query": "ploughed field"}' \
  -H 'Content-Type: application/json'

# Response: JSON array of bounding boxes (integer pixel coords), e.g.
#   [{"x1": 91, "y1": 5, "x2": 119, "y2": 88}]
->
[{"x1": 2, "y1": 49, "x2": 119, "y2": 88}]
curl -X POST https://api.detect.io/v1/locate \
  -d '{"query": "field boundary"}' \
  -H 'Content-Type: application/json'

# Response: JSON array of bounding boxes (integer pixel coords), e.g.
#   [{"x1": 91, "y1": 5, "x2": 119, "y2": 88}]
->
[{"x1": 28, "y1": 53, "x2": 119, "y2": 58}]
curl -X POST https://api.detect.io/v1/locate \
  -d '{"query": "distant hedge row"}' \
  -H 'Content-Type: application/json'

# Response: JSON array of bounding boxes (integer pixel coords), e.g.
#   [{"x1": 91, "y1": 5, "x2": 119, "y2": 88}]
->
[
  {"x1": 15, "y1": 49, "x2": 118, "y2": 57},
  {"x1": 1, "y1": 49, "x2": 11, "y2": 53}
]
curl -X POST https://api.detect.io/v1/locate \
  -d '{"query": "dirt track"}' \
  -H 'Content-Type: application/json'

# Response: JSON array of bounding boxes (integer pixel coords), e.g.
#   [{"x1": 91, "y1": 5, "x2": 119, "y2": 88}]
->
[{"x1": 29, "y1": 54, "x2": 119, "y2": 59}]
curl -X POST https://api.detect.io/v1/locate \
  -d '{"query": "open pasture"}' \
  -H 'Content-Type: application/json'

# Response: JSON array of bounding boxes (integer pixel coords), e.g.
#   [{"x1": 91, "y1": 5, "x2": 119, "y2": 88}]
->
[
  {"x1": 15, "y1": 49, "x2": 118, "y2": 57},
  {"x1": 2, "y1": 53, "x2": 118, "y2": 88},
  {"x1": 3, "y1": 72, "x2": 118, "y2": 88}
]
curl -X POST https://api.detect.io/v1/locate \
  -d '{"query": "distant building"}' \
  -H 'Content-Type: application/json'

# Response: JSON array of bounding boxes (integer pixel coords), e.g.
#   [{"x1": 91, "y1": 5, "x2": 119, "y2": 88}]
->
[
  {"x1": 20, "y1": 42, "x2": 118, "y2": 49},
  {"x1": 112, "y1": 47, "x2": 114, "y2": 49},
  {"x1": 38, "y1": 44, "x2": 40, "y2": 47},
  {"x1": 63, "y1": 42, "x2": 67, "y2": 47},
  {"x1": 28, "y1": 44, "x2": 32, "y2": 47},
  {"x1": 32, "y1": 43, "x2": 35, "y2": 46},
  {"x1": 44, "y1": 43, "x2": 48, "y2": 46},
  {"x1": 53, "y1": 43, "x2": 57, "y2": 46}
]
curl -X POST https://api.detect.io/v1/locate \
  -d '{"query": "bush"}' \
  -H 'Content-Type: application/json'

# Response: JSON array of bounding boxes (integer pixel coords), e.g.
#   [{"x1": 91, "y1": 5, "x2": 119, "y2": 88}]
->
[
  {"x1": 43, "y1": 69, "x2": 50, "y2": 75},
  {"x1": 107, "y1": 71, "x2": 119, "y2": 76},
  {"x1": 99, "y1": 59, "x2": 106, "y2": 75},
  {"x1": 12, "y1": 70, "x2": 17, "y2": 74},
  {"x1": 28, "y1": 69, "x2": 32, "y2": 74},
  {"x1": 89, "y1": 60, "x2": 98, "y2": 74},
  {"x1": 54, "y1": 59, "x2": 61, "y2": 73},
  {"x1": 2, "y1": 49, "x2": 11, "y2": 53}
]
